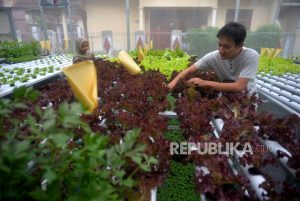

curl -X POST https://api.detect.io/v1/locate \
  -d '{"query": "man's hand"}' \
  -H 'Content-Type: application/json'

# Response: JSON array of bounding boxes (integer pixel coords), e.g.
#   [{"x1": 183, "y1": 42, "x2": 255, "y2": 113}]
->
[
  {"x1": 187, "y1": 78, "x2": 249, "y2": 92},
  {"x1": 187, "y1": 78, "x2": 209, "y2": 87},
  {"x1": 167, "y1": 64, "x2": 199, "y2": 90},
  {"x1": 167, "y1": 80, "x2": 178, "y2": 90}
]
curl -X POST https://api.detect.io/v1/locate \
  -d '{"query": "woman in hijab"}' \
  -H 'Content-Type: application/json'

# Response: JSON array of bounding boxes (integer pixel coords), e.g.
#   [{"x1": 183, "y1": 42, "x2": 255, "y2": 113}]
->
[{"x1": 73, "y1": 37, "x2": 96, "y2": 64}]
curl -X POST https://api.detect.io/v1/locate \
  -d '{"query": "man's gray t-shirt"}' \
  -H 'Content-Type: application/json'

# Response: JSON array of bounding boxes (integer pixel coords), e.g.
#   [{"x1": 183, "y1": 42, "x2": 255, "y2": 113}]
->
[{"x1": 194, "y1": 47, "x2": 259, "y2": 96}]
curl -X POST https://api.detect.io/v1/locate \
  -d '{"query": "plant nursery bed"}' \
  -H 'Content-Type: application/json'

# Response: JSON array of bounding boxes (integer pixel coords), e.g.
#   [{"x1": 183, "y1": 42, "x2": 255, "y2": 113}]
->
[
  {"x1": 0, "y1": 54, "x2": 72, "y2": 97},
  {"x1": 1, "y1": 55, "x2": 300, "y2": 201}
]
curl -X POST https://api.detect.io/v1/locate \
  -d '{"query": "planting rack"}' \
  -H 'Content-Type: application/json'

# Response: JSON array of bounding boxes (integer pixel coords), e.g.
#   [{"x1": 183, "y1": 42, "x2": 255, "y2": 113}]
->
[
  {"x1": 213, "y1": 116, "x2": 300, "y2": 200},
  {"x1": 214, "y1": 119, "x2": 296, "y2": 180},
  {"x1": 0, "y1": 72, "x2": 64, "y2": 98},
  {"x1": 160, "y1": 111, "x2": 261, "y2": 200},
  {"x1": 0, "y1": 54, "x2": 72, "y2": 98},
  {"x1": 161, "y1": 94, "x2": 300, "y2": 200},
  {"x1": 256, "y1": 73, "x2": 300, "y2": 117},
  {"x1": 211, "y1": 118, "x2": 270, "y2": 200}
]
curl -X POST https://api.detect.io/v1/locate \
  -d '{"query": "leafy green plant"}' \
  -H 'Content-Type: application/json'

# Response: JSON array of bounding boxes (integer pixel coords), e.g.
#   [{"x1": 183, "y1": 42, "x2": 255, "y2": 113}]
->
[
  {"x1": 157, "y1": 161, "x2": 199, "y2": 201},
  {"x1": 164, "y1": 130, "x2": 185, "y2": 143},
  {"x1": 7, "y1": 55, "x2": 40, "y2": 63},
  {"x1": 20, "y1": 76, "x2": 28, "y2": 82},
  {"x1": 8, "y1": 80, "x2": 15, "y2": 86},
  {"x1": 167, "y1": 93, "x2": 176, "y2": 111},
  {"x1": 16, "y1": 68, "x2": 25, "y2": 76},
  {"x1": 34, "y1": 68, "x2": 40, "y2": 74},
  {"x1": 258, "y1": 55, "x2": 300, "y2": 75},
  {"x1": 0, "y1": 87, "x2": 158, "y2": 201},
  {"x1": 0, "y1": 77, "x2": 8, "y2": 84},
  {"x1": 140, "y1": 49, "x2": 190, "y2": 79}
]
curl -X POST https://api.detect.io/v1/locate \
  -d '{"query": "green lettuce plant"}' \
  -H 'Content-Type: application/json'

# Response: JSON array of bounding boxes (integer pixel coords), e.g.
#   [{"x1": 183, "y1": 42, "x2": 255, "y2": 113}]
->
[
  {"x1": 140, "y1": 49, "x2": 190, "y2": 79},
  {"x1": 258, "y1": 55, "x2": 300, "y2": 76}
]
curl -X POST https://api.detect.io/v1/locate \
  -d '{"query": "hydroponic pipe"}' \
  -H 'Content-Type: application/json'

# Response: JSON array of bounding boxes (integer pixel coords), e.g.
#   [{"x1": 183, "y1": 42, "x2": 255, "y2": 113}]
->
[
  {"x1": 256, "y1": 80, "x2": 300, "y2": 104},
  {"x1": 257, "y1": 85, "x2": 300, "y2": 117},
  {"x1": 283, "y1": 74, "x2": 300, "y2": 83},
  {"x1": 212, "y1": 118, "x2": 268, "y2": 201},
  {"x1": 256, "y1": 82, "x2": 300, "y2": 113},
  {"x1": 264, "y1": 75, "x2": 300, "y2": 87},
  {"x1": 258, "y1": 138, "x2": 296, "y2": 179},
  {"x1": 257, "y1": 76, "x2": 300, "y2": 96}
]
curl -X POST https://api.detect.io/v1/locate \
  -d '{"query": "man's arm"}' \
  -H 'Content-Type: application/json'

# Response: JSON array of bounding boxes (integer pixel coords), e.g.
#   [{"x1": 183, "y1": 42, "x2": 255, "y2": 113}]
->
[
  {"x1": 167, "y1": 64, "x2": 198, "y2": 89},
  {"x1": 188, "y1": 77, "x2": 249, "y2": 92}
]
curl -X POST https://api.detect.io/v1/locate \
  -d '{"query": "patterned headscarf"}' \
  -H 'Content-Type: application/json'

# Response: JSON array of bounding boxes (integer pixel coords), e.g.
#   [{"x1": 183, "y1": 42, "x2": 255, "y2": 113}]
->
[{"x1": 73, "y1": 37, "x2": 93, "y2": 63}]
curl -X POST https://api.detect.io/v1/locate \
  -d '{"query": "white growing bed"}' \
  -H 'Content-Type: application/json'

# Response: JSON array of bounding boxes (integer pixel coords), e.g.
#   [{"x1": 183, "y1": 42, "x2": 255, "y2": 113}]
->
[
  {"x1": 0, "y1": 54, "x2": 72, "y2": 97},
  {"x1": 256, "y1": 73, "x2": 300, "y2": 116}
]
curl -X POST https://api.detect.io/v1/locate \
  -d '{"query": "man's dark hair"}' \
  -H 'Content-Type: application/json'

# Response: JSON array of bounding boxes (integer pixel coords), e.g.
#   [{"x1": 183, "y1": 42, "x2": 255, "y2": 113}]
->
[{"x1": 217, "y1": 22, "x2": 246, "y2": 46}]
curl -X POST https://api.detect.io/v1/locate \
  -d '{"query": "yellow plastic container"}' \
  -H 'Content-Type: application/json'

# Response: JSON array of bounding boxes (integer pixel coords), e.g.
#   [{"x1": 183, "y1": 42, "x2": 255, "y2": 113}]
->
[
  {"x1": 260, "y1": 47, "x2": 267, "y2": 56},
  {"x1": 118, "y1": 50, "x2": 141, "y2": 75},
  {"x1": 40, "y1": 40, "x2": 51, "y2": 51},
  {"x1": 63, "y1": 61, "x2": 98, "y2": 112}
]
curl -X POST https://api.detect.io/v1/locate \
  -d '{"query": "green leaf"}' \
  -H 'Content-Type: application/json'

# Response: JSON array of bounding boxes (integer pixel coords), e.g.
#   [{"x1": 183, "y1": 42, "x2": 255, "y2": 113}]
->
[
  {"x1": 12, "y1": 86, "x2": 28, "y2": 99},
  {"x1": 26, "y1": 88, "x2": 40, "y2": 101},
  {"x1": 42, "y1": 118, "x2": 56, "y2": 131},
  {"x1": 114, "y1": 170, "x2": 125, "y2": 179},
  {"x1": 123, "y1": 128, "x2": 140, "y2": 150},
  {"x1": 132, "y1": 144, "x2": 146, "y2": 153},
  {"x1": 70, "y1": 102, "x2": 84, "y2": 114},
  {"x1": 167, "y1": 93, "x2": 176, "y2": 110},
  {"x1": 42, "y1": 107, "x2": 55, "y2": 119},
  {"x1": 0, "y1": 108, "x2": 11, "y2": 116},
  {"x1": 130, "y1": 155, "x2": 142, "y2": 165},
  {"x1": 120, "y1": 178, "x2": 135, "y2": 187},
  {"x1": 148, "y1": 156, "x2": 158, "y2": 164},
  {"x1": 12, "y1": 102, "x2": 27, "y2": 109},
  {"x1": 139, "y1": 164, "x2": 151, "y2": 172},
  {"x1": 51, "y1": 133, "x2": 70, "y2": 148},
  {"x1": 15, "y1": 140, "x2": 30, "y2": 155},
  {"x1": 58, "y1": 102, "x2": 69, "y2": 117},
  {"x1": 13, "y1": 86, "x2": 40, "y2": 101},
  {"x1": 43, "y1": 168, "x2": 57, "y2": 184}
]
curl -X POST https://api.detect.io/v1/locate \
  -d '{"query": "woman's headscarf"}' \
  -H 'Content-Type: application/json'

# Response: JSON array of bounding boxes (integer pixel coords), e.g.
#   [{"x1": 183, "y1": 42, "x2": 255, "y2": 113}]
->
[{"x1": 73, "y1": 37, "x2": 93, "y2": 62}]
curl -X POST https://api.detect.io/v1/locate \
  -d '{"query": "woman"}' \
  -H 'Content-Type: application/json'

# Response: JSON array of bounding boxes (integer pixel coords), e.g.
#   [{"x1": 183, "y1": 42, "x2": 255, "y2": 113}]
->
[{"x1": 73, "y1": 37, "x2": 96, "y2": 64}]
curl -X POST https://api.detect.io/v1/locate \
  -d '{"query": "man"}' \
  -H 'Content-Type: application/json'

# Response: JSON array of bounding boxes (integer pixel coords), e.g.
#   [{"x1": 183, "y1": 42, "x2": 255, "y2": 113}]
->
[{"x1": 168, "y1": 22, "x2": 259, "y2": 96}]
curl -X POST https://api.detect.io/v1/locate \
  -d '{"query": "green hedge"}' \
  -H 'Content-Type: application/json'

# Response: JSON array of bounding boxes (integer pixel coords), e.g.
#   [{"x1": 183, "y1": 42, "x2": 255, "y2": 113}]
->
[
  {"x1": 185, "y1": 24, "x2": 281, "y2": 58},
  {"x1": 0, "y1": 41, "x2": 41, "y2": 62},
  {"x1": 246, "y1": 24, "x2": 281, "y2": 53},
  {"x1": 185, "y1": 27, "x2": 218, "y2": 58}
]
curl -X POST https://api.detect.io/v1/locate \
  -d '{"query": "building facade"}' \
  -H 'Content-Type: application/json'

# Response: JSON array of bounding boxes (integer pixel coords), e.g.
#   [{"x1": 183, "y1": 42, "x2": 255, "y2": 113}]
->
[{"x1": 1, "y1": 0, "x2": 299, "y2": 56}]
